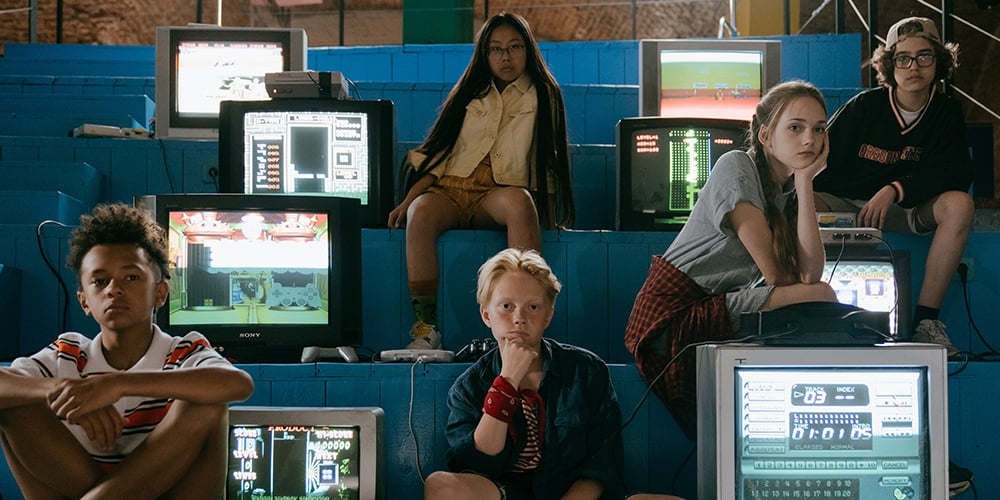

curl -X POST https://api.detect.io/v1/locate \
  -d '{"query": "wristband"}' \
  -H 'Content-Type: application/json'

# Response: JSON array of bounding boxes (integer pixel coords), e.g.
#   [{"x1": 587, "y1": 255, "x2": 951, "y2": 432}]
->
[
  {"x1": 483, "y1": 376, "x2": 519, "y2": 424},
  {"x1": 889, "y1": 182, "x2": 903, "y2": 203}
]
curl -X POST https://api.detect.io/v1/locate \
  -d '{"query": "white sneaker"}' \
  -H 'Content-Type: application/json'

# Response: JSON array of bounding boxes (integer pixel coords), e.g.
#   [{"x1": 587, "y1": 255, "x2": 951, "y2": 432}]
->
[
  {"x1": 911, "y1": 319, "x2": 960, "y2": 358},
  {"x1": 406, "y1": 320, "x2": 443, "y2": 350}
]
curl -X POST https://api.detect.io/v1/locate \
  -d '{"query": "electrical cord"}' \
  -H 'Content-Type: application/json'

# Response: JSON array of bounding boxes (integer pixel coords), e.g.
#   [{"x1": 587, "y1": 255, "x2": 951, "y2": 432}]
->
[
  {"x1": 347, "y1": 77, "x2": 362, "y2": 101},
  {"x1": 824, "y1": 235, "x2": 901, "y2": 337},
  {"x1": 35, "y1": 220, "x2": 71, "y2": 334},
  {"x1": 958, "y1": 264, "x2": 998, "y2": 354},
  {"x1": 155, "y1": 137, "x2": 178, "y2": 194},
  {"x1": 408, "y1": 358, "x2": 428, "y2": 484},
  {"x1": 620, "y1": 334, "x2": 761, "y2": 431}
]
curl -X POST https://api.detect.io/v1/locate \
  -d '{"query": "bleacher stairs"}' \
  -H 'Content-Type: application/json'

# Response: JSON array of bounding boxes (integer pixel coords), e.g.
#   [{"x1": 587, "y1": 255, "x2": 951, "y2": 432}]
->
[{"x1": 0, "y1": 34, "x2": 997, "y2": 499}]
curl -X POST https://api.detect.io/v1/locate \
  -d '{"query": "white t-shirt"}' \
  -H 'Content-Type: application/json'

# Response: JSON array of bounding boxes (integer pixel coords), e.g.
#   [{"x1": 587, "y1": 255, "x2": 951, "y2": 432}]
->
[{"x1": 10, "y1": 326, "x2": 230, "y2": 467}]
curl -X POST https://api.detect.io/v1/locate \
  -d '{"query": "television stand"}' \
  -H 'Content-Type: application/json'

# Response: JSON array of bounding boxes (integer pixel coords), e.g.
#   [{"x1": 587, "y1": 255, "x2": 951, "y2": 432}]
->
[{"x1": 300, "y1": 345, "x2": 360, "y2": 363}]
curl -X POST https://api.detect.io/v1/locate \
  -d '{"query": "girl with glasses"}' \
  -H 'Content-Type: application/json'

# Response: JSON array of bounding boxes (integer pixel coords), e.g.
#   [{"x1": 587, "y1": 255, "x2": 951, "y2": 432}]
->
[{"x1": 388, "y1": 12, "x2": 572, "y2": 353}]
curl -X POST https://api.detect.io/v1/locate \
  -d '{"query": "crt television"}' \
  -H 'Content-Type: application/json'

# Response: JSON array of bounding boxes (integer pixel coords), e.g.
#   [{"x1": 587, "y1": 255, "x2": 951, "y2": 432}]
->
[
  {"x1": 697, "y1": 343, "x2": 949, "y2": 500},
  {"x1": 824, "y1": 247, "x2": 911, "y2": 338},
  {"x1": 134, "y1": 193, "x2": 361, "y2": 363},
  {"x1": 217, "y1": 98, "x2": 396, "y2": 228},
  {"x1": 154, "y1": 25, "x2": 308, "y2": 140},
  {"x1": 616, "y1": 116, "x2": 748, "y2": 230},
  {"x1": 639, "y1": 39, "x2": 781, "y2": 122},
  {"x1": 228, "y1": 406, "x2": 385, "y2": 500}
]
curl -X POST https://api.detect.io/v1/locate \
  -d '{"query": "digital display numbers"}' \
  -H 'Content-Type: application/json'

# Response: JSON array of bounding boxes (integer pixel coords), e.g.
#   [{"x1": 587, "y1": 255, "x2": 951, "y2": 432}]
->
[
  {"x1": 790, "y1": 412, "x2": 873, "y2": 451},
  {"x1": 791, "y1": 384, "x2": 870, "y2": 406}
]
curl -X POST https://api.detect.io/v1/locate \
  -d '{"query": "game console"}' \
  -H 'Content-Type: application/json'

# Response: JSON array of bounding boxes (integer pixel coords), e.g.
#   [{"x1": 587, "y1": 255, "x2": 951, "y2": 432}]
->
[
  {"x1": 378, "y1": 349, "x2": 454, "y2": 363},
  {"x1": 301, "y1": 345, "x2": 360, "y2": 363},
  {"x1": 820, "y1": 227, "x2": 882, "y2": 245},
  {"x1": 265, "y1": 70, "x2": 349, "y2": 99},
  {"x1": 72, "y1": 123, "x2": 150, "y2": 139},
  {"x1": 455, "y1": 338, "x2": 497, "y2": 362}
]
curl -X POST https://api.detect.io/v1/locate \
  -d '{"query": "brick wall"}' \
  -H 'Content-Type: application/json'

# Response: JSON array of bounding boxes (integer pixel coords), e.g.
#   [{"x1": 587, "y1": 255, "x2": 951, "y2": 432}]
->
[{"x1": 0, "y1": 0, "x2": 995, "y2": 187}]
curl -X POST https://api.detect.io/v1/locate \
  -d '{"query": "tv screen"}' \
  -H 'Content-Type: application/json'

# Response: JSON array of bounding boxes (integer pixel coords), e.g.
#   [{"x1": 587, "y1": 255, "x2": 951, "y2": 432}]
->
[
  {"x1": 154, "y1": 25, "x2": 308, "y2": 140},
  {"x1": 823, "y1": 247, "x2": 911, "y2": 337},
  {"x1": 134, "y1": 194, "x2": 361, "y2": 363},
  {"x1": 228, "y1": 406, "x2": 385, "y2": 500},
  {"x1": 697, "y1": 343, "x2": 950, "y2": 500},
  {"x1": 616, "y1": 116, "x2": 748, "y2": 230},
  {"x1": 218, "y1": 99, "x2": 396, "y2": 228},
  {"x1": 639, "y1": 39, "x2": 781, "y2": 121}
]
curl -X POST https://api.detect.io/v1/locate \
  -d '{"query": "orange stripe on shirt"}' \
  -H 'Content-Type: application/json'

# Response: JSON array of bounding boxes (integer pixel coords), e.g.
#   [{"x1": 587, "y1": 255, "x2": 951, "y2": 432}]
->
[
  {"x1": 165, "y1": 339, "x2": 212, "y2": 366},
  {"x1": 53, "y1": 339, "x2": 87, "y2": 372},
  {"x1": 126, "y1": 402, "x2": 172, "y2": 428}
]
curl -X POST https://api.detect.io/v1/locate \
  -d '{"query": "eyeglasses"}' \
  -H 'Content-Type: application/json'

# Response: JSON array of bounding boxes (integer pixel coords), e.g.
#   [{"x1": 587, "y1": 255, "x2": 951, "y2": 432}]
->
[
  {"x1": 487, "y1": 44, "x2": 525, "y2": 59},
  {"x1": 893, "y1": 53, "x2": 936, "y2": 69}
]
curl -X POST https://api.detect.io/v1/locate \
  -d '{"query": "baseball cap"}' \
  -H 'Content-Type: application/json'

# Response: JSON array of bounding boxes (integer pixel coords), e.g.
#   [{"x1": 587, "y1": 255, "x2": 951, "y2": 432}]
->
[{"x1": 885, "y1": 17, "x2": 942, "y2": 49}]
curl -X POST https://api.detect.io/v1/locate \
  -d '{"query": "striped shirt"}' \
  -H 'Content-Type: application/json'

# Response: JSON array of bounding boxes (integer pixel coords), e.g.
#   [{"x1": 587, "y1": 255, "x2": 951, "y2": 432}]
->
[
  {"x1": 511, "y1": 389, "x2": 544, "y2": 472},
  {"x1": 9, "y1": 326, "x2": 230, "y2": 467}
]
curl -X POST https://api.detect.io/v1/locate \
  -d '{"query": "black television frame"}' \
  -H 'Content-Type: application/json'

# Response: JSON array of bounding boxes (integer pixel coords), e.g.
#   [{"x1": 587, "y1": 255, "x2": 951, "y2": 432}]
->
[
  {"x1": 615, "y1": 116, "x2": 750, "y2": 231},
  {"x1": 134, "y1": 193, "x2": 361, "y2": 363},
  {"x1": 217, "y1": 98, "x2": 396, "y2": 229}
]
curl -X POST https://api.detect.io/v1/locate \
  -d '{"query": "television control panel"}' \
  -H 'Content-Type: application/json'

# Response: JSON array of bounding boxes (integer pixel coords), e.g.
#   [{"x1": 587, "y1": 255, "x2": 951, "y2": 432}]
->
[{"x1": 736, "y1": 368, "x2": 927, "y2": 500}]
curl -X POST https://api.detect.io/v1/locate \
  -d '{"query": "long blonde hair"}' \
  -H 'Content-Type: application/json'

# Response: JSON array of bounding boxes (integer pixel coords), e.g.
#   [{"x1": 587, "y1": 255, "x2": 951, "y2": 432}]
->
[{"x1": 745, "y1": 80, "x2": 827, "y2": 276}]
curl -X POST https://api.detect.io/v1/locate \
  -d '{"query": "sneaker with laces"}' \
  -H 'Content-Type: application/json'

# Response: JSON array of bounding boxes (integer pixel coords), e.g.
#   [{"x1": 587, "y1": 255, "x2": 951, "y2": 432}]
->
[
  {"x1": 949, "y1": 460, "x2": 973, "y2": 496},
  {"x1": 911, "y1": 319, "x2": 960, "y2": 358},
  {"x1": 406, "y1": 320, "x2": 443, "y2": 350}
]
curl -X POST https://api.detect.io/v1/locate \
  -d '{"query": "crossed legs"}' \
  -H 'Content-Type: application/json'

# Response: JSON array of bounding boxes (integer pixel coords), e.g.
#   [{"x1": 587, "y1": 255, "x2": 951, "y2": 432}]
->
[{"x1": 0, "y1": 400, "x2": 229, "y2": 499}]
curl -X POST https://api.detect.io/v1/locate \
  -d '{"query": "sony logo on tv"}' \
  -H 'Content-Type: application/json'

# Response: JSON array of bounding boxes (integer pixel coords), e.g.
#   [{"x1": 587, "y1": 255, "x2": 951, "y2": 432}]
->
[{"x1": 238, "y1": 332, "x2": 262, "y2": 338}]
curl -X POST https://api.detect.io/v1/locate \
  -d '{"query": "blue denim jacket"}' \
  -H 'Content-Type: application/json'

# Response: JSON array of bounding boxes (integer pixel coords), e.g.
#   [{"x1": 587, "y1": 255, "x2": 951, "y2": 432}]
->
[{"x1": 444, "y1": 338, "x2": 625, "y2": 499}]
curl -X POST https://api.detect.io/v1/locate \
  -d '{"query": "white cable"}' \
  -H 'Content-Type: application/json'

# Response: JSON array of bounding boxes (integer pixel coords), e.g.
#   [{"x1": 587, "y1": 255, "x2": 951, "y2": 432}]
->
[{"x1": 408, "y1": 359, "x2": 427, "y2": 484}]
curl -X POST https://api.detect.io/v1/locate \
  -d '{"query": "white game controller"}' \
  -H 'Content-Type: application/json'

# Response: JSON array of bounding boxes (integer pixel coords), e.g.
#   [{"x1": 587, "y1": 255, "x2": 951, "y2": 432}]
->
[
  {"x1": 378, "y1": 349, "x2": 455, "y2": 363},
  {"x1": 301, "y1": 346, "x2": 360, "y2": 363}
]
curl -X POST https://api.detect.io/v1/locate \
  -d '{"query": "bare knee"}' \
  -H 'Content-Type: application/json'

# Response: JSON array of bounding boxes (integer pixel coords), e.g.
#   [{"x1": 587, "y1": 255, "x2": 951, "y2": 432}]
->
[
  {"x1": 424, "y1": 471, "x2": 461, "y2": 500},
  {"x1": 482, "y1": 188, "x2": 539, "y2": 226},
  {"x1": 502, "y1": 189, "x2": 539, "y2": 225},
  {"x1": 408, "y1": 195, "x2": 459, "y2": 238},
  {"x1": 934, "y1": 191, "x2": 974, "y2": 227},
  {"x1": 424, "y1": 471, "x2": 496, "y2": 500}
]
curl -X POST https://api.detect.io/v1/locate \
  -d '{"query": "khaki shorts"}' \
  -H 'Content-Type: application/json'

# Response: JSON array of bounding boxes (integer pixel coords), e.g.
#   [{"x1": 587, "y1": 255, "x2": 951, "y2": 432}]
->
[{"x1": 426, "y1": 160, "x2": 502, "y2": 228}]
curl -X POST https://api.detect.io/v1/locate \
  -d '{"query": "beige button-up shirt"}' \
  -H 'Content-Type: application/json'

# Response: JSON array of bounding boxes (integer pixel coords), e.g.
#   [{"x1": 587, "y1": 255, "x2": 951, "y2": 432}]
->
[{"x1": 411, "y1": 73, "x2": 539, "y2": 188}]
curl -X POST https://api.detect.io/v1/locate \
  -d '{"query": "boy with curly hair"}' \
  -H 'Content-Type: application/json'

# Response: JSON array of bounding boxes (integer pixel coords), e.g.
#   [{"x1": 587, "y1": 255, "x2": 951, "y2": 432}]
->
[
  {"x1": 814, "y1": 16, "x2": 975, "y2": 358},
  {"x1": 0, "y1": 203, "x2": 254, "y2": 498}
]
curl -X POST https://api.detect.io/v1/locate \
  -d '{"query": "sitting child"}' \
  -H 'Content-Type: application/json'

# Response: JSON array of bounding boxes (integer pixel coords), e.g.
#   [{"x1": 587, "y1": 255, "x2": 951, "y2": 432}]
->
[
  {"x1": 0, "y1": 203, "x2": 254, "y2": 498},
  {"x1": 423, "y1": 248, "x2": 624, "y2": 500}
]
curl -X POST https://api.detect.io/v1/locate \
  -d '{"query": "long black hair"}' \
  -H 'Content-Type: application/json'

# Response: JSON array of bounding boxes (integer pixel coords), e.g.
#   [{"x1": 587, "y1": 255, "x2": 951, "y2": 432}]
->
[{"x1": 413, "y1": 12, "x2": 574, "y2": 227}]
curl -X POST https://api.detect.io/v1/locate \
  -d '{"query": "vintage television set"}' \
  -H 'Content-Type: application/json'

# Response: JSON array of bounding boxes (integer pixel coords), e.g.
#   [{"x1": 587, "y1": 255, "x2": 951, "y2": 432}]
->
[
  {"x1": 639, "y1": 38, "x2": 782, "y2": 121},
  {"x1": 228, "y1": 406, "x2": 385, "y2": 500},
  {"x1": 697, "y1": 343, "x2": 950, "y2": 500},
  {"x1": 217, "y1": 98, "x2": 396, "y2": 228},
  {"x1": 154, "y1": 25, "x2": 308, "y2": 139},
  {"x1": 616, "y1": 116, "x2": 749, "y2": 230},
  {"x1": 824, "y1": 246, "x2": 911, "y2": 338},
  {"x1": 134, "y1": 193, "x2": 361, "y2": 363}
]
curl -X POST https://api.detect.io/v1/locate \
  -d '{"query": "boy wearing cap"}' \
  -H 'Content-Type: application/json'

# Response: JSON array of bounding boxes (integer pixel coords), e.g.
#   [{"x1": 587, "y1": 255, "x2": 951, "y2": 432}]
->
[{"x1": 814, "y1": 16, "x2": 974, "y2": 359}]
